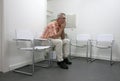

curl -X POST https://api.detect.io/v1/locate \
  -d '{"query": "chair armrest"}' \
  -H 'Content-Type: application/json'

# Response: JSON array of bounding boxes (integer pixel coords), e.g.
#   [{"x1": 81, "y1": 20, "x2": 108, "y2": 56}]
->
[
  {"x1": 34, "y1": 38, "x2": 54, "y2": 47},
  {"x1": 13, "y1": 38, "x2": 32, "y2": 41},
  {"x1": 34, "y1": 38, "x2": 48, "y2": 41}
]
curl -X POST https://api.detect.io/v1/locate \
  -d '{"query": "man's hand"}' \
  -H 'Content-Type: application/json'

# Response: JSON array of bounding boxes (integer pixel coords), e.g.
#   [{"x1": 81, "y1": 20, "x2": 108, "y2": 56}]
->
[
  {"x1": 61, "y1": 22, "x2": 66, "y2": 29},
  {"x1": 51, "y1": 22, "x2": 66, "y2": 39},
  {"x1": 61, "y1": 30, "x2": 65, "y2": 39}
]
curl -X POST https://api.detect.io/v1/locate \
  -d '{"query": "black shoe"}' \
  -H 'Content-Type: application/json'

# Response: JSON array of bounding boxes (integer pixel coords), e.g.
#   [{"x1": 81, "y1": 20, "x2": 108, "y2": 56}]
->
[
  {"x1": 63, "y1": 58, "x2": 72, "y2": 65},
  {"x1": 57, "y1": 61, "x2": 68, "y2": 69}
]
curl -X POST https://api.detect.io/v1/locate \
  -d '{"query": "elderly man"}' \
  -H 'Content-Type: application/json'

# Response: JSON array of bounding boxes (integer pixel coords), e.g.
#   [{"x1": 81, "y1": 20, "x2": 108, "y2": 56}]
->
[{"x1": 41, "y1": 13, "x2": 72, "y2": 69}]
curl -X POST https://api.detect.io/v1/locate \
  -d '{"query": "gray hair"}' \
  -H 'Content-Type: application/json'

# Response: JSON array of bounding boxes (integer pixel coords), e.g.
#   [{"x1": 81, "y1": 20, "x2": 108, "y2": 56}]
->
[{"x1": 57, "y1": 13, "x2": 66, "y2": 19}]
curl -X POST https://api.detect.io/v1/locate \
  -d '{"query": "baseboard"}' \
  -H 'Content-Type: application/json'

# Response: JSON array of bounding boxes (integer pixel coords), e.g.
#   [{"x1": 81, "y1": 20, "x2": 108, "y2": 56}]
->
[
  {"x1": 9, "y1": 57, "x2": 44, "y2": 71},
  {"x1": 71, "y1": 53, "x2": 120, "y2": 61}
]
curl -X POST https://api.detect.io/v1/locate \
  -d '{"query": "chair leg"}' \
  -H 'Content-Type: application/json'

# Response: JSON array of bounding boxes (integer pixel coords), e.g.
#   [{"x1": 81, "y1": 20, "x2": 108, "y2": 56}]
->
[
  {"x1": 35, "y1": 50, "x2": 52, "y2": 68},
  {"x1": 89, "y1": 43, "x2": 96, "y2": 62},
  {"x1": 13, "y1": 51, "x2": 35, "y2": 76},
  {"x1": 47, "y1": 51, "x2": 52, "y2": 67},
  {"x1": 110, "y1": 47, "x2": 114, "y2": 65},
  {"x1": 69, "y1": 42, "x2": 72, "y2": 60},
  {"x1": 89, "y1": 41, "x2": 93, "y2": 62},
  {"x1": 32, "y1": 51, "x2": 35, "y2": 74},
  {"x1": 86, "y1": 45, "x2": 89, "y2": 62}
]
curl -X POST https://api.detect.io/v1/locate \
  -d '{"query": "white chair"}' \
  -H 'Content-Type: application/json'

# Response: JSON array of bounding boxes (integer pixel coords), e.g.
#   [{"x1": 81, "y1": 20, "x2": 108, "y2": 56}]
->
[
  {"x1": 13, "y1": 30, "x2": 51, "y2": 75},
  {"x1": 70, "y1": 34, "x2": 91, "y2": 61},
  {"x1": 90, "y1": 34, "x2": 114, "y2": 65}
]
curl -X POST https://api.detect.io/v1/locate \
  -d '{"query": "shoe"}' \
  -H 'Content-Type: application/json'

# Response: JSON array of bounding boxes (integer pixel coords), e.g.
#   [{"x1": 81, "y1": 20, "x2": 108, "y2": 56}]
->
[
  {"x1": 63, "y1": 58, "x2": 72, "y2": 65},
  {"x1": 57, "y1": 61, "x2": 68, "y2": 69}
]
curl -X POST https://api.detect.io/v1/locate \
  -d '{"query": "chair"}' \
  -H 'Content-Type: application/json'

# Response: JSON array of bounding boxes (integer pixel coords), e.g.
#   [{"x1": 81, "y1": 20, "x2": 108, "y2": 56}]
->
[
  {"x1": 13, "y1": 30, "x2": 51, "y2": 75},
  {"x1": 90, "y1": 34, "x2": 114, "y2": 65},
  {"x1": 70, "y1": 34, "x2": 91, "y2": 61}
]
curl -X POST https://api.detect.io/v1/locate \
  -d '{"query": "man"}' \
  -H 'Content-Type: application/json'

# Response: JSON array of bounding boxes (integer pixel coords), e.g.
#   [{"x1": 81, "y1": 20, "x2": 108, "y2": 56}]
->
[{"x1": 41, "y1": 13, "x2": 72, "y2": 69}]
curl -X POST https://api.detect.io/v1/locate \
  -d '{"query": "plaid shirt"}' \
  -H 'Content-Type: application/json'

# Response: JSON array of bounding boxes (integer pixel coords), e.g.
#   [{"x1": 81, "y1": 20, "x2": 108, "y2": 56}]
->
[{"x1": 41, "y1": 21, "x2": 61, "y2": 39}]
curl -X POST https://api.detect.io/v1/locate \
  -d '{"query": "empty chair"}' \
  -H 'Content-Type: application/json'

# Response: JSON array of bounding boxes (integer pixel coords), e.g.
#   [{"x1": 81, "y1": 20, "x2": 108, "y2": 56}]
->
[
  {"x1": 14, "y1": 30, "x2": 51, "y2": 75},
  {"x1": 70, "y1": 34, "x2": 91, "y2": 61},
  {"x1": 90, "y1": 34, "x2": 114, "y2": 65}
]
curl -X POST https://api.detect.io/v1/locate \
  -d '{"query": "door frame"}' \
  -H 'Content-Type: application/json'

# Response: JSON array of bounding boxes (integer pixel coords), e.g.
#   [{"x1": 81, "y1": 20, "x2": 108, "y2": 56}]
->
[
  {"x1": 0, "y1": 26, "x2": 2, "y2": 72},
  {"x1": 0, "y1": 0, "x2": 2, "y2": 72},
  {"x1": 0, "y1": 0, "x2": 9, "y2": 72}
]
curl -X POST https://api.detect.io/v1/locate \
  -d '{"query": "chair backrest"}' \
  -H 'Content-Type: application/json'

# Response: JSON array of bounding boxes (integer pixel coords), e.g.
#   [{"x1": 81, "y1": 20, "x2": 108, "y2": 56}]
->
[
  {"x1": 15, "y1": 29, "x2": 35, "y2": 49},
  {"x1": 76, "y1": 34, "x2": 91, "y2": 41},
  {"x1": 97, "y1": 34, "x2": 114, "y2": 42},
  {"x1": 15, "y1": 29, "x2": 34, "y2": 40}
]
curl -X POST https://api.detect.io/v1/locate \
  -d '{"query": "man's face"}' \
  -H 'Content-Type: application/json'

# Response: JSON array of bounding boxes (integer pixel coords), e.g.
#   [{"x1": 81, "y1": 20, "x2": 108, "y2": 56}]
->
[{"x1": 58, "y1": 17, "x2": 66, "y2": 24}]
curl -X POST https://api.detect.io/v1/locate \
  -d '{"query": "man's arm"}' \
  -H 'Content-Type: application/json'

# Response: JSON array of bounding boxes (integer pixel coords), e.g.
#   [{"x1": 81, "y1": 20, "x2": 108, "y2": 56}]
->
[
  {"x1": 51, "y1": 22, "x2": 66, "y2": 39},
  {"x1": 61, "y1": 30, "x2": 65, "y2": 39},
  {"x1": 60, "y1": 22, "x2": 66, "y2": 39},
  {"x1": 51, "y1": 27, "x2": 64, "y2": 38}
]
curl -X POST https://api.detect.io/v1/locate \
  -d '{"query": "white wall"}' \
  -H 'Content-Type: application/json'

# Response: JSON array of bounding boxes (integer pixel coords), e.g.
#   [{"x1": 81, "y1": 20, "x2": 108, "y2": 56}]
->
[
  {"x1": 48, "y1": 0, "x2": 120, "y2": 61},
  {"x1": 3, "y1": 0, "x2": 47, "y2": 72},
  {"x1": 0, "y1": 0, "x2": 3, "y2": 71}
]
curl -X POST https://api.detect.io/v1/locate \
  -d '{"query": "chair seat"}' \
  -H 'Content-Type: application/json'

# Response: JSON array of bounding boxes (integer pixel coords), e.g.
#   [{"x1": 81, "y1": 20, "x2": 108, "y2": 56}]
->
[
  {"x1": 71, "y1": 44, "x2": 87, "y2": 48},
  {"x1": 35, "y1": 46, "x2": 50, "y2": 49},
  {"x1": 19, "y1": 46, "x2": 50, "y2": 51},
  {"x1": 96, "y1": 45, "x2": 111, "y2": 49}
]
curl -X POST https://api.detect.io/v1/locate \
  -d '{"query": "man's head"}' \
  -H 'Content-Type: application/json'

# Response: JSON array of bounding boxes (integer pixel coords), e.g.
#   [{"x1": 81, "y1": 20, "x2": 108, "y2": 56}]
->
[{"x1": 57, "y1": 13, "x2": 66, "y2": 25}]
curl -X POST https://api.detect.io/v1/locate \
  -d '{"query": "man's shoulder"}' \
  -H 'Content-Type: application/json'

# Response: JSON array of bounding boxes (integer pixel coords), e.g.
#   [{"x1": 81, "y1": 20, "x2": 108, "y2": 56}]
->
[
  {"x1": 48, "y1": 21, "x2": 56, "y2": 25},
  {"x1": 48, "y1": 21, "x2": 57, "y2": 25}
]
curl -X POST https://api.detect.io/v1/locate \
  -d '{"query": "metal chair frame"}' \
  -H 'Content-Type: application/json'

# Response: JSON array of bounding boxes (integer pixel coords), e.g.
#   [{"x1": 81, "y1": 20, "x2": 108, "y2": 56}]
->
[
  {"x1": 90, "y1": 34, "x2": 114, "y2": 65},
  {"x1": 70, "y1": 34, "x2": 91, "y2": 62}
]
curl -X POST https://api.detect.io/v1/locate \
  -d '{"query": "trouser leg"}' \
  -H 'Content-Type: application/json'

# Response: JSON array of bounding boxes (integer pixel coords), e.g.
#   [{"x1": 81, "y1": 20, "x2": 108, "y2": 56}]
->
[
  {"x1": 51, "y1": 39, "x2": 70, "y2": 69},
  {"x1": 51, "y1": 39, "x2": 63, "y2": 61},
  {"x1": 63, "y1": 39, "x2": 70, "y2": 58}
]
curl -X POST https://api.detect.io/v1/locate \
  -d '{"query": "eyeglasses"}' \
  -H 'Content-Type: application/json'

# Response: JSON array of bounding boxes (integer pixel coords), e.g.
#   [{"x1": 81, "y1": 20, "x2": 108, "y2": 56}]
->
[
  {"x1": 59, "y1": 17, "x2": 66, "y2": 19},
  {"x1": 62, "y1": 18, "x2": 66, "y2": 19}
]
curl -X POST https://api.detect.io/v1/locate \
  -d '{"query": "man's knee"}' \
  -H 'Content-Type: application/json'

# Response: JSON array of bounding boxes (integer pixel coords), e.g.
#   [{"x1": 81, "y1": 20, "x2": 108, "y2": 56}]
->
[
  {"x1": 64, "y1": 39, "x2": 70, "y2": 44},
  {"x1": 57, "y1": 39, "x2": 62, "y2": 44},
  {"x1": 56, "y1": 39, "x2": 63, "y2": 45}
]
